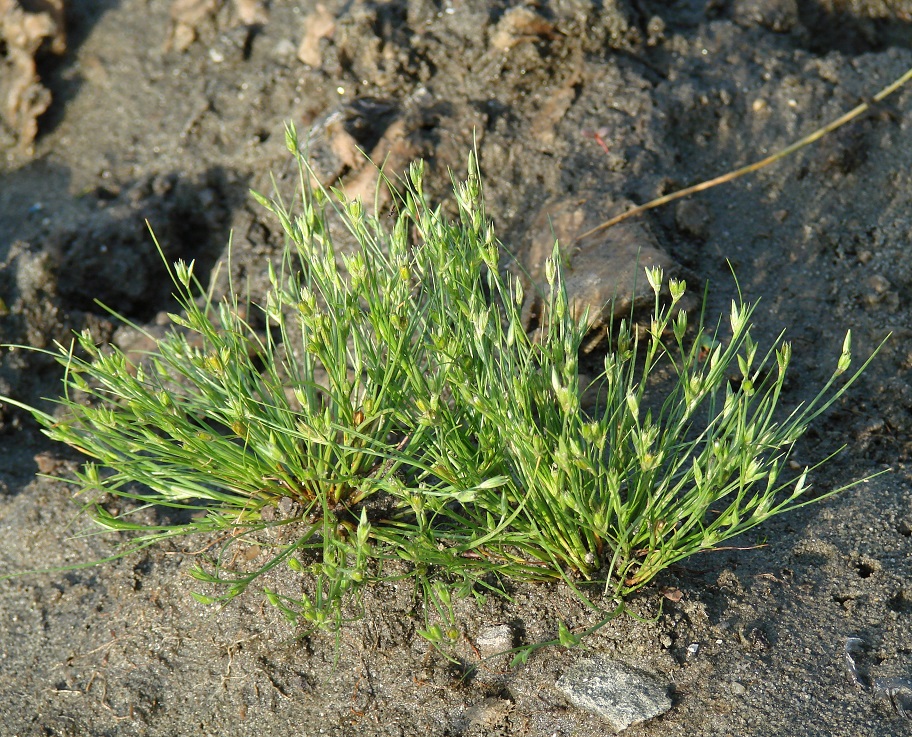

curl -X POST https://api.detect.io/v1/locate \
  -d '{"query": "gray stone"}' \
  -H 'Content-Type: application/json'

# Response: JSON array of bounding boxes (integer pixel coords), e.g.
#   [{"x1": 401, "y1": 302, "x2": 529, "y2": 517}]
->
[
  {"x1": 475, "y1": 624, "x2": 514, "y2": 659},
  {"x1": 556, "y1": 656, "x2": 672, "y2": 731}
]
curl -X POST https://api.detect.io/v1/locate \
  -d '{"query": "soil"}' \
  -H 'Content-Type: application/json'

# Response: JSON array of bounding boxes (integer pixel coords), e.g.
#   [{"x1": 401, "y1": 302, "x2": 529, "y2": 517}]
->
[{"x1": 1, "y1": 1, "x2": 912, "y2": 735}]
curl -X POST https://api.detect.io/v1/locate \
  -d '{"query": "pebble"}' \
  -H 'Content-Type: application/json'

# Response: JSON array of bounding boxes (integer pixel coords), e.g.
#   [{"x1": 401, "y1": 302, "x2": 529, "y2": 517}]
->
[
  {"x1": 556, "y1": 655, "x2": 672, "y2": 731},
  {"x1": 475, "y1": 624, "x2": 514, "y2": 659}
]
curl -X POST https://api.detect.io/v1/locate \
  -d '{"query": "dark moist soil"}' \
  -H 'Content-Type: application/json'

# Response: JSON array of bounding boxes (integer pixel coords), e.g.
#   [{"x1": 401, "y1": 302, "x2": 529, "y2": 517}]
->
[{"x1": 2, "y1": 1, "x2": 912, "y2": 735}]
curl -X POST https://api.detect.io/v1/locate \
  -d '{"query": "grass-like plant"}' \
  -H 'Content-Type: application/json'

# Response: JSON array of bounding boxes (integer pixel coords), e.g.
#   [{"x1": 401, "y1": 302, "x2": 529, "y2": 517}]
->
[{"x1": 2, "y1": 123, "x2": 883, "y2": 652}]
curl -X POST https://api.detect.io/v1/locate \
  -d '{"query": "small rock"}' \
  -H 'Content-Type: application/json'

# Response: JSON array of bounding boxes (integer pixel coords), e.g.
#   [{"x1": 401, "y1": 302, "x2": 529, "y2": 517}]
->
[
  {"x1": 556, "y1": 656, "x2": 671, "y2": 731},
  {"x1": 277, "y1": 496, "x2": 299, "y2": 518},
  {"x1": 731, "y1": 681, "x2": 747, "y2": 696},
  {"x1": 475, "y1": 624, "x2": 514, "y2": 659},
  {"x1": 522, "y1": 194, "x2": 693, "y2": 350},
  {"x1": 34, "y1": 451, "x2": 64, "y2": 475}
]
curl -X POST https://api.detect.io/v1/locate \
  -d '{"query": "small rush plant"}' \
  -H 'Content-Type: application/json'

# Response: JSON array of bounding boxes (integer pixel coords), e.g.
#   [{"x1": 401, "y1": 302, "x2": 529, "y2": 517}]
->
[{"x1": 2, "y1": 124, "x2": 882, "y2": 654}]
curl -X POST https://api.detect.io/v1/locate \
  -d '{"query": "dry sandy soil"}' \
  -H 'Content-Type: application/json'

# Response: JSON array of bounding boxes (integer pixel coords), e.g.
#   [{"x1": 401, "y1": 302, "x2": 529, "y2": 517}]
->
[{"x1": 1, "y1": 1, "x2": 912, "y2": 735}]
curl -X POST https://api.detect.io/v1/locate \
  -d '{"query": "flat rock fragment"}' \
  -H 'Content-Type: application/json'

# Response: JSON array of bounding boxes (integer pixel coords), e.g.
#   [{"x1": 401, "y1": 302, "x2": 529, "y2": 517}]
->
[
  {"x1": 556, "y1": 655, "x2": 672, "y2": 731},
  {"x1": 523, "y1": 193, "x2": 692, "y2": 349}
]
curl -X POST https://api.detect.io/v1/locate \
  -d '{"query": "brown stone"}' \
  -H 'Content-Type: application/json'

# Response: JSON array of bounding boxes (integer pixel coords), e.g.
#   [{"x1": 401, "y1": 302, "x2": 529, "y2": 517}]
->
[{"x1": 522, "y1": 193, "x2": 692, "y2": 348}]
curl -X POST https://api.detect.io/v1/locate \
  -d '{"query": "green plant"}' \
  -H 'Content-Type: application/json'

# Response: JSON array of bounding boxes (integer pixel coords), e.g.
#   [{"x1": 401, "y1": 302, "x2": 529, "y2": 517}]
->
[{"x1": 1, "y1": 123, "x2": 884, "y2": 647}]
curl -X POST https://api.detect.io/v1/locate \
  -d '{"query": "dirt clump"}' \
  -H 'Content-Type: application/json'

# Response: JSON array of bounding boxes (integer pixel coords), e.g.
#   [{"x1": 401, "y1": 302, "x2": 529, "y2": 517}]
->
[{"x1": 0, "y1": 0, "x2": 66, "y2": 149}]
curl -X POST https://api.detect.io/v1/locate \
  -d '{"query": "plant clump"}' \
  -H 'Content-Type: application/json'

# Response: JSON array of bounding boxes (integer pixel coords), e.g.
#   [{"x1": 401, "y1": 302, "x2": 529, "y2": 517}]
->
[{"x1": 3, "y1": 123, "x2": 882, "y2": 652}]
